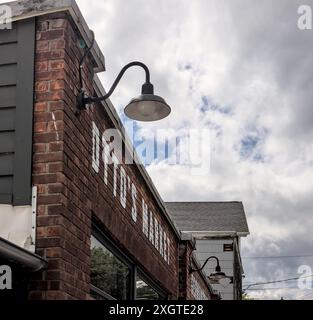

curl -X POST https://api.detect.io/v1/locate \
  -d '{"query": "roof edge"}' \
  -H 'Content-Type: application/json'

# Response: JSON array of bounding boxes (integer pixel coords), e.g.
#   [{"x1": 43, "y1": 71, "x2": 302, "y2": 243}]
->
[
  {"x1": 183, "y1": 231, "x2": 250, "y2": 238},
  {"x1": 2, "y1": 0, "x2": 105, "y2": 72},
  {"x1": 165, "y1": 201, "x2": 244, "y2": 204},
  {"x1": 0, "y1": 237, "x2": 47, "y2": 272}
]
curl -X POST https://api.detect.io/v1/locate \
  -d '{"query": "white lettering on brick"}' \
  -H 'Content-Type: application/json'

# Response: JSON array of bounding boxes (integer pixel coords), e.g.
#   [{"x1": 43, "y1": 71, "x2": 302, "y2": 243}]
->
[
  {"x1": 142, "y1": 199, "x2": 149, "y2": 237},
  {"x1": 149, "y1": 211, "x2": 154, "y2": 246},
  {"x1": 131, "y1": 183, "x2": 137, "y2": 222},
  {"x1": 154, "y1": 217, "x2": 159, "y2": 251},
  {"x1": 92, "y1": 122, "x2": 100, "y2": 173},
  {"x1": 91, "y1": 123, "x2": 172, "y2": 264},
  {"x1": 120, "y1": 167, "x2": 127, "y2": 208}
]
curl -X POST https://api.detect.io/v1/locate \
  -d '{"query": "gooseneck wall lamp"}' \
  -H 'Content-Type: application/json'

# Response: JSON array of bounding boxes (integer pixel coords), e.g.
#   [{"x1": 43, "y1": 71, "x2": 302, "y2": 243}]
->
[
  {"x1": 189, "y1": 256, "x2": 227, "y2": 282},
  {"x1": 77, "y1": 32, "x2": 171, "y2": 122}
]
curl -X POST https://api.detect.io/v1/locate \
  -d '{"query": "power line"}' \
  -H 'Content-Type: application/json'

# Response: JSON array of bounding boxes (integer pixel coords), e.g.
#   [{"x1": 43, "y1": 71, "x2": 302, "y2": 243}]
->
[
  {"x1": 242, "y1": 254, "x2": 313, "y2": 260},
  {"x1": 243, "y1": 274, "x2": 313, "y2": 290},
  {"x1": 246, "y1": 286, "x2": 301, "y2": 291},
  {"x1": 243, "y1": 274, "x2": 313, "y2": 285},
  {"x1": 244, "y1": 279, "x2": 299, "y2": 285}
]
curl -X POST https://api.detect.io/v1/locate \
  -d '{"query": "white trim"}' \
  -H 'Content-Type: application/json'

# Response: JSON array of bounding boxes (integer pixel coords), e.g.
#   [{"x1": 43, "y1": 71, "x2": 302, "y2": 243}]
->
[
  {"x1": 30, "y1": 186, "x2": 37, "y2": 253},
  {"x1": 182, "y1": 231, "x2": 249, "y2": 238},
  {"x1": 234, "y1": 238, "x2": 244, "y2": 275}
]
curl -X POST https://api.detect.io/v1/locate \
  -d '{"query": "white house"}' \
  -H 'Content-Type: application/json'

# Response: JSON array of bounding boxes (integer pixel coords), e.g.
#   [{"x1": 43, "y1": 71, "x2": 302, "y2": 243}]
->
[{"x1": 166, "y1": 202, "x2": 249, "y2": 300}]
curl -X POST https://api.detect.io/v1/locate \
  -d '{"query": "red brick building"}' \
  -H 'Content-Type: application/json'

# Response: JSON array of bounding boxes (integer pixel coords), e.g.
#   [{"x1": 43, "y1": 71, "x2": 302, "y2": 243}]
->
[{"x1": 0, "y1": 0, "x2": 215, "y2": 301}]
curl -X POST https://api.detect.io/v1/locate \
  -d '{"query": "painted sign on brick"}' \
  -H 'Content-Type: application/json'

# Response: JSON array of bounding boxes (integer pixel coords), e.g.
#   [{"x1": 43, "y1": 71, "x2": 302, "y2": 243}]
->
[{"x1": 91, "y1": 121, "x2": 171, "y2": 265}]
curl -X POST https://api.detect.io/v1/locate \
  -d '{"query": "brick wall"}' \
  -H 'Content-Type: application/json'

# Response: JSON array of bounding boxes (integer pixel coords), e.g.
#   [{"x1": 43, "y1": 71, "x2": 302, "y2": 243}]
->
[
  {"x1": 179, "y1": 241, "x2": 212, "y2": 300},
  {"x1": 30, "y1": 12, "x2": 91, "y2": 300},
  {"x1": 30, "y1": 12, "x2": 179, "y2": 300}
]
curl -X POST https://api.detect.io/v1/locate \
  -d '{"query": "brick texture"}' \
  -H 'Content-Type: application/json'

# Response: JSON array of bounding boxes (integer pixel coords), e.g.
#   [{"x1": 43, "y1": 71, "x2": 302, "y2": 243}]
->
[
  {"x1": 29, "y1": 13, "x2": 179, "y2": 300},
  {"x1": 178, "y1": 241, "x2": 212, "y2": 300}
]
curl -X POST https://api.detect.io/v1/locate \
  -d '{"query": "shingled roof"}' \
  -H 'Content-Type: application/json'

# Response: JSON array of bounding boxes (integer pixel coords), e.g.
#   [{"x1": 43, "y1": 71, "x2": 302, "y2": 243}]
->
[{"x1": 165, "y1": 202, "x2": 249, "y2": 235}]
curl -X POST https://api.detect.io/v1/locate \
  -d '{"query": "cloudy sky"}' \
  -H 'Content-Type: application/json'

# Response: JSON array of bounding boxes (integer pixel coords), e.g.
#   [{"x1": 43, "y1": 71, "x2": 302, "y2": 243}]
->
[
  {"x1": 4, "y1": 0, "x2": 313, "y2": 299},
  {"x1": 78, "y1": 0, "x2": 313, "y2": 300}
]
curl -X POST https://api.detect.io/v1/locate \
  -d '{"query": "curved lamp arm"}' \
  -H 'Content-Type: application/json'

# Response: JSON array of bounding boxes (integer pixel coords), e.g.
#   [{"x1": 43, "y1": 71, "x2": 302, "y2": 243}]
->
[
  {"x1": 77, "y1": 61, "x2": 153, "y2": 110},
  {"x1": 189, "y1": 256, "x2": 220, "y2": 274}
]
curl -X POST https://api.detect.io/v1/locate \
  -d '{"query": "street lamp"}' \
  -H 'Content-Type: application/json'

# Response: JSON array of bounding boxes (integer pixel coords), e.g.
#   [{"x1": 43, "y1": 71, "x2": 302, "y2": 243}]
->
[
  {"x1": 189, "y1": 256, "x2": 227, "y2": 282},
  {"x1": 76, "y1": 33, "x2": 171, "y2": 121}
]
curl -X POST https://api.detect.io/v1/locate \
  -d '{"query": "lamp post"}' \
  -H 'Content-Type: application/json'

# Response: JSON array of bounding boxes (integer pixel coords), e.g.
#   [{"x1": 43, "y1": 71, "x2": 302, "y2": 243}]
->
[{"x1": 189, "y1": 256, "x2": 227, "y2": 282}]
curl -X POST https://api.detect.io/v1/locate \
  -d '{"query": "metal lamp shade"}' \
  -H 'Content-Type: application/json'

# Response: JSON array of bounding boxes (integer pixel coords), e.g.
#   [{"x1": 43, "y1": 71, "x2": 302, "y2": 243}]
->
[
  {"x1": 209, "y1": 271, "x2": 227, "y2": 282},
  {"x1": 124, "y1": 94, "x2": 171, "y2": 122}
]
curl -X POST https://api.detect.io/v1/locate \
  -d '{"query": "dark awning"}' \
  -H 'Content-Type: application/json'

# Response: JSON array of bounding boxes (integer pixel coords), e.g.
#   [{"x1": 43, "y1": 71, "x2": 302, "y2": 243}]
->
[{"x1": 0, "y1": 237, "x2": 47, "y2": 272}]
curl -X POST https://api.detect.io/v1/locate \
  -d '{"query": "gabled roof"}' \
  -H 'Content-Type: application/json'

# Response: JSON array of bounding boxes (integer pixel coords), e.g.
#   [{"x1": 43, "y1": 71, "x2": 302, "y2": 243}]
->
[{"x1": 165, "y1": 202, "x2": 249, "y2": 236}]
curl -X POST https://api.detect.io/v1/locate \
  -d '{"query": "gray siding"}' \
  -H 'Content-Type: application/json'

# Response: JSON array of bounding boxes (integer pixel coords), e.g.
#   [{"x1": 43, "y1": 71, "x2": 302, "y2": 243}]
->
[
  {"x1": 195, "y1": 239, "x2": 235, "y2": 300},
  {"x1": 0, "y1": 18, "x2": 35, "y2": 205}
]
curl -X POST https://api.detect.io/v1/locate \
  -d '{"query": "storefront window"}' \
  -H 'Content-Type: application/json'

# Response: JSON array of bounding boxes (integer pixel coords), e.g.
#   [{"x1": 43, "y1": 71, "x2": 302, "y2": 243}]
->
[
  {"x1": 90, "y1": 235, "x2": 130, "y2": 300},
  {"x1": 136, "y1": 276, "x2": 162, "y2": 300},
  {"x1": 91, "y1": 227, "x2": 168, "y2": 300}
]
